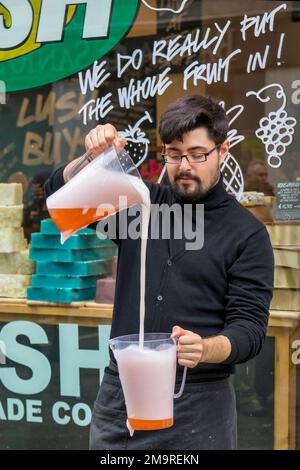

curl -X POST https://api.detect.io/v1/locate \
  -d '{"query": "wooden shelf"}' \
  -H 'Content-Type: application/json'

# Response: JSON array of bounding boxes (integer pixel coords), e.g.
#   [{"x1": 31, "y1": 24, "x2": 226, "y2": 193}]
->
[
  {"x1": 0, "y1": 298, "x2": 113, "y2": 326},
  {"x1": 1, "y1": 298, "x2": 299, "y2": 329}
]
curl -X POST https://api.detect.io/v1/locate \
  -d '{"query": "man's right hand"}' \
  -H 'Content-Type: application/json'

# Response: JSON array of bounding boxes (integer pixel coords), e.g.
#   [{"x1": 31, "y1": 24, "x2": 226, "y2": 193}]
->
[
  {"x1": 85, "y1": 124, "x2": 126, "y2": 157},
  {"x1": 63, "y1": 124, "x2": 127, "y2": 183}
]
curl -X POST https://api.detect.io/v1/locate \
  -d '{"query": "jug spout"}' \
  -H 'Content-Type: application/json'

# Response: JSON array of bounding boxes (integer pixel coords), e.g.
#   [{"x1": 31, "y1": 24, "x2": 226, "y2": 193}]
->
[{"x1": 60, "y1": 233, "x2": 68, "y2": 245}]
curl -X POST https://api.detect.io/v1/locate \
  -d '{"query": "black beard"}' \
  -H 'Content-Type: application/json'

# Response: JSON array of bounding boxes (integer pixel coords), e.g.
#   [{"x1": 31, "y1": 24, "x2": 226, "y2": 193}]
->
[{"x1": 171, "y1": 172, "x2": 205, "y2": 202}]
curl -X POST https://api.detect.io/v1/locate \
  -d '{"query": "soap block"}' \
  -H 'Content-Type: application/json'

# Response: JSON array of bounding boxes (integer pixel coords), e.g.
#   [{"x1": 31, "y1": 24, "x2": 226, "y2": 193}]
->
[
  {"x1": 0, "y1": 250, "x2": 35, "y2": 274},
  {"x1": 31, "y1": 274, "x2": 99, "y2": 289},
  {"x1": 29, "y1": 246, "x2": 116, "y2": 262},
  {"x1": 0, "y1": 274, "x2": 31, "y2": 298},
  {"x1": 95, "y1": 278, "x2": 116, "y2": 304},
  {"x1": 30, "y1": 232, "x2": 113, "y2": 250},
  {"x1": 0, "y1": 205, "x2": 24, "y2": 228},
  {"x1": 27, "y1": 286, "x2": 96, "y2": 303},
  {"x1": 0, "y1": 228, "x2": 26, "y2": 253},
  {"x1": 41, "y1": 219, "x2": 95, "y2": 236},
  {"x1": 0, "y1": 183, "x2": 23, "y2": 206},
  {"x1": 36, "y1": 259, "x2": 111, "y2": 276}
]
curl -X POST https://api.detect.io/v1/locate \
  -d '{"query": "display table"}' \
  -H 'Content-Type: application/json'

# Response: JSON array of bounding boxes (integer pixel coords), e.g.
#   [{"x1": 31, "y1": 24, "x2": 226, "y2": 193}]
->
[
  {"x1": 0, "y1": 299, "x2": 299, "y2": 450},
  {"x1": 267, "y1": 310, "x2": 300, "y2": 450}
]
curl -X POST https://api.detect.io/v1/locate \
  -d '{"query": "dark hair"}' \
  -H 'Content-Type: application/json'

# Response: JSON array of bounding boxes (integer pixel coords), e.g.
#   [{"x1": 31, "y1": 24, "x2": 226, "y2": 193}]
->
[{"x1": 159, "y1": 95, "x2": 228, "y2": 145}]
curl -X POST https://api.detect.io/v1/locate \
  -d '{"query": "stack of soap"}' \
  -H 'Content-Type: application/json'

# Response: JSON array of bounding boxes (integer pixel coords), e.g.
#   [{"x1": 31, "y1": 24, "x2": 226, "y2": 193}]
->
[
  {"x1": 265, "y1": 222, "x2": 300, "y2": 311},
  {"x1": 0, "y1": 183, "x2": 34, "y2": 298},
  {"x1": 95, "y1": 256, "x2": 118, "y2": 304},
  {"x1": 95, "y1": 278, "x2": 116, "y2": 304},
  {"x1": 27, "y1": 219, "x2": 118, "y2": 303}
]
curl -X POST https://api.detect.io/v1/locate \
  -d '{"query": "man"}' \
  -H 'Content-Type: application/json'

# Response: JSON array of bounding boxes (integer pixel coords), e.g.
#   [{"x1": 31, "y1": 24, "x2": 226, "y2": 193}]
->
[
  {"x1": 44, "y1": 95, "x2": 274, "y2": 450},
  {"x1": 245, "y1": 160, "x2": 275, "y2": 196},
  {"x1": 24, "y1": 170, "x2": 52, "y2": 240}
]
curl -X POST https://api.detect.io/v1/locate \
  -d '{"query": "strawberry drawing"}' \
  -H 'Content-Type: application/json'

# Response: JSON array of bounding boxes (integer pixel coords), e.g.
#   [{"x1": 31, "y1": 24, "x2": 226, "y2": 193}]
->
[{"x1": 119, "y1": 111, "x2": 153, "y2": 167}]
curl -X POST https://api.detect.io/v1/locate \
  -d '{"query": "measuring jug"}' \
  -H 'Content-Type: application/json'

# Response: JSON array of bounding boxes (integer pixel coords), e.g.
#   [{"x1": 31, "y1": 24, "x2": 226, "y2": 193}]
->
[
  {"x1": 109, "y1": 333, "x2": 187, "y2": 431},
  {"x1": 46, "y1": 146, "x2": 149, "y2": 243}
]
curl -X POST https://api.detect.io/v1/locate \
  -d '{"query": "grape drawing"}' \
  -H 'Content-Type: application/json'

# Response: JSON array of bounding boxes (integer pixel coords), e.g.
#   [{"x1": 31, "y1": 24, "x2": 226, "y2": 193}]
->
[{"x1": 246, "y1": 84, "x2": 297, "y2": 169}]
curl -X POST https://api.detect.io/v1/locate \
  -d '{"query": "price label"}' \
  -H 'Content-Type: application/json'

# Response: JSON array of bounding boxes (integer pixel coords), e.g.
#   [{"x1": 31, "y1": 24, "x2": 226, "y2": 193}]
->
[{"x1": 276, "y1": 182, "x2": 300, "y2": 220}]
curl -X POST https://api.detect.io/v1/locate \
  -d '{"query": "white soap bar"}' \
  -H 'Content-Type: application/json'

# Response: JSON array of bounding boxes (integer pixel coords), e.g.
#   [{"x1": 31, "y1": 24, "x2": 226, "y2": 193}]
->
[
  {"x1": 0, "y1": 274, "x2": 31, "y2": 298},
  {"x1": 0, "y1": 250, "x2": 35, "y2": 274},
  {"x1": 0, "y1": 227, "x2": 27, "y2": 253},
  {"x1": 0, "y1": 183, "x2": 23, "y2": 206},
  {"x1": 0, "y1": 205, "x2": 24, "y2": 228}
]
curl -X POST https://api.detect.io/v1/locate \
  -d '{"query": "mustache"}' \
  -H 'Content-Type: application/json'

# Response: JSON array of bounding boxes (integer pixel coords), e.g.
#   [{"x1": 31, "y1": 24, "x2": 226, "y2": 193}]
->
[{"x1": 174, "y1": 172, "x2": 201, "y2": 183}]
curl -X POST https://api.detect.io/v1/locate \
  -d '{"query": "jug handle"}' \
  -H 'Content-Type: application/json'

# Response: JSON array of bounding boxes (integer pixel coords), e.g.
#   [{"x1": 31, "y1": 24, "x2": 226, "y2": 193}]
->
[
  {"x1": 174, "y1": 366, "x2": 187, "y2": 399},
  {"x1": 67, "y1": 150, "x2": 94, "y2": 181}
]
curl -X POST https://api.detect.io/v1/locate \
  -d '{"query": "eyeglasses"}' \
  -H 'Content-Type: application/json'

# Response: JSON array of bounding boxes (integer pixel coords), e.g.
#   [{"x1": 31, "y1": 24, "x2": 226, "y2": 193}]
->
[{"x1": 161, "y1": 145, "x2": 220, "y2": 165}]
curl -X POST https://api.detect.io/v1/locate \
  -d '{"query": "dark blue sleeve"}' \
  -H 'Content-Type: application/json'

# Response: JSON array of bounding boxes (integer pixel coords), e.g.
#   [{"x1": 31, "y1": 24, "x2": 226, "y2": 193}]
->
[{"x1": 44, "y1": 165, "x2": 67, "y2": 199}]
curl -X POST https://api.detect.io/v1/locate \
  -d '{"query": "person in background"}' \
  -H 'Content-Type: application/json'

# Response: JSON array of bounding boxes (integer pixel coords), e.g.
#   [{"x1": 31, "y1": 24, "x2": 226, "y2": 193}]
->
[
  {"x1": 245, "y1": 160, "x2": 275, "y2": 196},
  {"x1": 24, "y1": 170, "x2": 51, "y2": 240},
  {"x1": 44, "y1": 95, "x2": 274, "y2": 450}
]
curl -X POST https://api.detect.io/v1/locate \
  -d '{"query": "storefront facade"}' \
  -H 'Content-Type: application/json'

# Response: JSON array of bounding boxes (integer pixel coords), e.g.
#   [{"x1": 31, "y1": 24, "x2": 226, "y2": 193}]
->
[{"x1": 0, "y1": 0, "x2": 299, "y2": 450}]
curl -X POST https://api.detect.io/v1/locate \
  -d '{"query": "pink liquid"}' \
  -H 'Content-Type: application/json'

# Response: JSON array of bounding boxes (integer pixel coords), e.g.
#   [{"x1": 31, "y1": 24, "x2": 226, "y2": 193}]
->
[
  {"x1": 114, "y1": 344, "x2": 177, "y2": 430},
  {"x1": 46, "y1": 166, "x2": 147, "y2": 243}
]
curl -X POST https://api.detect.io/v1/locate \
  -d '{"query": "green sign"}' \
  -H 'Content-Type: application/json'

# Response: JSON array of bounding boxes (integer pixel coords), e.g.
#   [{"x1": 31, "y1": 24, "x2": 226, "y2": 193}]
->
[{"x1": 0, "y1": 0, "x2": 140, "y2": 92}]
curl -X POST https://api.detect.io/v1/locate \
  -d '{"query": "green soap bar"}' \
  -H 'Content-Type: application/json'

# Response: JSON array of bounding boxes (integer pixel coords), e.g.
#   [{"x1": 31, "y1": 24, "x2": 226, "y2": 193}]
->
[
  {"x1": 31, "y1": 274, "x2": 100, "y2": 289},
  {"x1": 36, "y1": 259, "x2": 110, "y2": 276},
  {"x1": 30, "y1": 232, "x2": 114, "y2": 250},
  {"x1": 41, "y1": 219, "x2": 95, "y2": 235},
  {"x1": 27, "y1": 287, "x2": 96, "y2": 303},
  {"x1": 30, "y1": 247, "x2": 116, "y2": 262}
]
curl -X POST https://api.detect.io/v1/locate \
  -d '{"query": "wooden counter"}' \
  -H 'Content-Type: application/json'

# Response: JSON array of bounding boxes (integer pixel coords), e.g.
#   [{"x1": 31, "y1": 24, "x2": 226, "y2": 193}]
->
[
  {"x1": 0, "y1": 298, "x2": 113, "y2": 326},
  {"x1": 0, "y1": 299, "x2": 299, "y2": 450}
]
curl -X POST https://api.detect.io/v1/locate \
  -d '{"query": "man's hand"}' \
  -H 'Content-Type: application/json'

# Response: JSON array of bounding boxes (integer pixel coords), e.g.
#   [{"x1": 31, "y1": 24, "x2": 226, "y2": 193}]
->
[
  {"x1": 171, "y1": 326, "x2": 204, "y2": 368},
  {"x1": 63, "y1": 124, "x2": 127, "y2": 182},
  {"x1": 85, "y1": 123, "x2": 126, "y2": 157},
  {"x1": 171, "y1": 325, "x2": 232, "y2": 367}
]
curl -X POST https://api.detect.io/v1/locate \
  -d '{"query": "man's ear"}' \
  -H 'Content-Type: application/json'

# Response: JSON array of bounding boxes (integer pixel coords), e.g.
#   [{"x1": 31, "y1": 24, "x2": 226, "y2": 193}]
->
[{"x1": 219, "y1": 139, "x2": 230, "y2": 165}]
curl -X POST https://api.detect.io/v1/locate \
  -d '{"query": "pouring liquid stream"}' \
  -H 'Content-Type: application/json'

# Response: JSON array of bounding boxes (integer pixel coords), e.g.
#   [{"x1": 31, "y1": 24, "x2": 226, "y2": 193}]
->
[{"x1": 137, "y1": 194, "x2": 150, "y2": 350}]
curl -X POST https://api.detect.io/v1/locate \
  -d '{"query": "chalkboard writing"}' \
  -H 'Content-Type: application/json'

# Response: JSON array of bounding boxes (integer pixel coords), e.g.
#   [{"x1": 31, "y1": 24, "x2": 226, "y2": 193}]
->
[{"x1": 277, "y1": 182, "x2": 300, "y2": 221}]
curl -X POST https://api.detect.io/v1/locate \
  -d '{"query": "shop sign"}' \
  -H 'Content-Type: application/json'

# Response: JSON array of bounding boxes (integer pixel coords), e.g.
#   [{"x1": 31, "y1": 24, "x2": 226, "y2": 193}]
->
[
  {"x1": 0, "y1": 321, "x2": 111, "y2": 427},
  {"x1": 0, "y1": 0, "x2": 139, "y2": 92}
]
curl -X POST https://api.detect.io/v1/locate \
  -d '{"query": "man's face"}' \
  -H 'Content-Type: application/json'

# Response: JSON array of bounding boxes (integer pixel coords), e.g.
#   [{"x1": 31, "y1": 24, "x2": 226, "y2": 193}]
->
[
  {"x1": 248, "y1": 163, "x2": 268, "y2": 184},
  {"x1": 164, "y1": 127, "x2": 229, "y2": 202}
]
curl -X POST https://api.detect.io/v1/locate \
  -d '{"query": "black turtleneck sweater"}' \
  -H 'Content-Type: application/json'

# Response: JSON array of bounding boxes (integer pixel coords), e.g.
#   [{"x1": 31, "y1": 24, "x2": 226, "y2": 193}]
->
[{"x1": 45, "y1": 168, "x2": 274, "y2": 382}]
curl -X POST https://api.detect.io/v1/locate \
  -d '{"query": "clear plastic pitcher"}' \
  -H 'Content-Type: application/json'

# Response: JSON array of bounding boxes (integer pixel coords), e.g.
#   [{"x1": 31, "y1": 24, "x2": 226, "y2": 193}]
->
[
  {"x1": 46, "y1": 146, "x2": 149, "y2": 243},
  {"x1": 109, "y1": 333, "x2": 187, "y2": 432}
]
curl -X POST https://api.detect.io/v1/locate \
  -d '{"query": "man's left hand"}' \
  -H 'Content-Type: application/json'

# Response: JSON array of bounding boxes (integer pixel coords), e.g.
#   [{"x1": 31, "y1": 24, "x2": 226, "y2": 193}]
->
[{"x1": 171, "y1": 325, "x2": 205, "y2": 368}]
